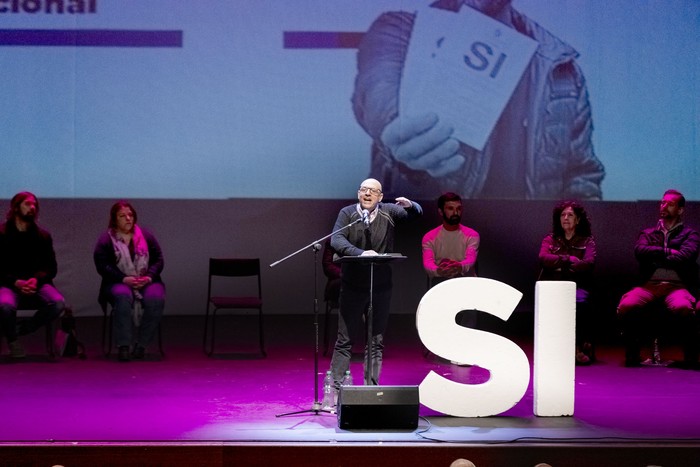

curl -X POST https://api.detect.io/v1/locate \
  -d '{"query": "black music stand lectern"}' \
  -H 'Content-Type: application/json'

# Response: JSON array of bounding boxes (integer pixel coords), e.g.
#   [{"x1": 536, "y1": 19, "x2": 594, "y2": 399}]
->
[{"x1": 336, "y1": 254, "x2": 406, "y2": 386}]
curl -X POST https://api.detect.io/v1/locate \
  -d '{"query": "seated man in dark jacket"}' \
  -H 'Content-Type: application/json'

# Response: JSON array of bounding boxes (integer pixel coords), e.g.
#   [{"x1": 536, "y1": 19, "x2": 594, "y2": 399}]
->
[{"x1": 617, "y1": 189, "x2": 700, "y2": 368}]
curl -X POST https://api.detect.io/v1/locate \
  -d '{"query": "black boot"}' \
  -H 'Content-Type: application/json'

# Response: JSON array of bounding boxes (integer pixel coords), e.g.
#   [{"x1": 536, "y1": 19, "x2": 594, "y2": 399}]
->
[
  {"x1": 132, "y1": 345, "x2": 145, "y2": 360},
  {"x1": 672, "y1": 313, "x2": 700, "y2": 369},
  {"x1": 118, "y1": 345, "x2": 130, "y2": 362},
  {"x1": 622, "y1": 333, "x2": 641, "y2": 367},
  {"x1": 619, "y1": 312, "x2": 642, "y2": 367}
]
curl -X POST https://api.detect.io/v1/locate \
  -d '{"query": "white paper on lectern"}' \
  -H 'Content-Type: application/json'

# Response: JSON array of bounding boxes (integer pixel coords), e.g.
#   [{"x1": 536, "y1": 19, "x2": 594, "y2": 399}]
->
[{"x1": 399, "y1": 5, "x2": 538, "y2": 151}]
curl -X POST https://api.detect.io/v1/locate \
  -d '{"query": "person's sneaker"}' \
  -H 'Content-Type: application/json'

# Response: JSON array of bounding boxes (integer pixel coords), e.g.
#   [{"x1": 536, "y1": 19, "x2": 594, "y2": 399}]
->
[
  {"x1": 132, "y1": 345, "x2": 145, "y2": 360},
  {"x1": 575, "y1": 351, "x2": 591, "y2": 365},
  {"x1": 581, "y1": 342, "x2": 596, "y2": 362},
  {"x1": 118, "y1": 345, "x2": 130, "y2": 362},
  {"x1": 9, "y1": 340, "x2": 26, "y2": 359}
]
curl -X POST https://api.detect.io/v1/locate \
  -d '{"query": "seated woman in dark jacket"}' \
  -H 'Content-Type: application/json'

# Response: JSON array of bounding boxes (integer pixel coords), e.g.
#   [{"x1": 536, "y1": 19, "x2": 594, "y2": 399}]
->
[
  {"x1": 539, "y1": 200, "x2": 596, "y2": 365},
  {"x1": 94, "y1": 201, "x2": 165, "y2": 362}
]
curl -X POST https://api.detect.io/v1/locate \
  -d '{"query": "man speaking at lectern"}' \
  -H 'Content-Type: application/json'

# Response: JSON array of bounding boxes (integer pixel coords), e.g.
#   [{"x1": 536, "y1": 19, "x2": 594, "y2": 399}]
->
[{"x1": 329, "y1": 178, "x2": 422, "y2": 386}]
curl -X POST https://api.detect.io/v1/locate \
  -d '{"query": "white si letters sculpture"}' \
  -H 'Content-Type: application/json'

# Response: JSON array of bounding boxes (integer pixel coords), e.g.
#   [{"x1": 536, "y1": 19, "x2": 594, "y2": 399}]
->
[{"x1": 416, "y1": 277, "x2": 575, "y2": 417}]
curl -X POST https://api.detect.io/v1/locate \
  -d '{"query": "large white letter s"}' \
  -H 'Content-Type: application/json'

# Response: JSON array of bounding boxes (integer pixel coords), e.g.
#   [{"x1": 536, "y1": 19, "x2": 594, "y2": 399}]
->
[{"x1": 416, "y1": 277, "x2": 530, "y2": 417}]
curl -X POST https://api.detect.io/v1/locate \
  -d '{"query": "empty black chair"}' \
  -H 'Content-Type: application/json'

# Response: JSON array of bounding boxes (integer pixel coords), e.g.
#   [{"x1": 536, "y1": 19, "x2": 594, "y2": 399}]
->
[{"x1": 203, "y1": 258, "x2": 265, "y2": 357}]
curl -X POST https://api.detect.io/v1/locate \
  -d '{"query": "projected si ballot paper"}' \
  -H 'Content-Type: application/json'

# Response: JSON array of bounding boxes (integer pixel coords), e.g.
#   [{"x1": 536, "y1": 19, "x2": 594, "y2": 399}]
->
[{"x1": 399, "y1": 6, "x2": 538, "y2": 151}]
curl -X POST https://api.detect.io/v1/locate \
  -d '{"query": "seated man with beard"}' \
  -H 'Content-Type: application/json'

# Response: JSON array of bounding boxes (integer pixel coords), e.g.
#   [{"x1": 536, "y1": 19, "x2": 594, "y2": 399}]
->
[
  {"x1": 422, "y1": 192, "x2": 480, "y2": 361},
  {"x1": 423, "y1": 192, "x2": 479, "y2": 283},
  {"x1": 0, "y1": 192, "x2": 66, "y2": 358}
]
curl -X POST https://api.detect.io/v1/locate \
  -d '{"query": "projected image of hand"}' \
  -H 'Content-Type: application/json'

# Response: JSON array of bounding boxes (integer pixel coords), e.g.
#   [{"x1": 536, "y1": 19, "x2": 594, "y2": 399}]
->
[{"x1": 380, "y1": 113, "x2": 464, "y2": 178}]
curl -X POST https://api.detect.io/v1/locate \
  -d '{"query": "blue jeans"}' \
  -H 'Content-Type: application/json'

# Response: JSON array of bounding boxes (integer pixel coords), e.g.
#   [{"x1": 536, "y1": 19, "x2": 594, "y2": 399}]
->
[
  {"x1": 0, "y1": 284, "x2": 65, "y2": 343},
  {"x1": 575, "y1": 288, "x2": 592, "y2": 346},
  {"x1": 109, "y1": 282, "x2": 165, "y2": 348}
]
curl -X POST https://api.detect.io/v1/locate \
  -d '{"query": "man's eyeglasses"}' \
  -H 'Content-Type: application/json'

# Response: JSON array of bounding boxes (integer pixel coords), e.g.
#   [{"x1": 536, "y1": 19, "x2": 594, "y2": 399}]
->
[{"x1": 358, "y1": 186, "x2": 382, "y2": 196}]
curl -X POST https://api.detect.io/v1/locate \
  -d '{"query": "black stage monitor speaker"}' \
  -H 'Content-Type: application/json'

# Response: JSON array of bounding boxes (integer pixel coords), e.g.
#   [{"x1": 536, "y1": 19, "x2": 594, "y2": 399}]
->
[{"x1": 337, "y1": 385, "x2": 419, "y2": 430}]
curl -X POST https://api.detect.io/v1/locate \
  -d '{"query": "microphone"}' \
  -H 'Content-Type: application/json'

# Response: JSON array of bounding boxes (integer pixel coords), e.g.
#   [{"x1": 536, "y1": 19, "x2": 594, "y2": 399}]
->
[{"x1": 362, "y1": 209, "x2": 370, "y2": 227}]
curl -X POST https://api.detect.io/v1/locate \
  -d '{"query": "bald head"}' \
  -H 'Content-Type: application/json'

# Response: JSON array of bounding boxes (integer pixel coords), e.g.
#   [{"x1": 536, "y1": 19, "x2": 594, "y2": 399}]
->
[
  {"x1": 361, "y1": 178, "x2": 382, "y2": 192},
  {"x1": 357, "y1": 178, "x2": 384, "y2": 211},
  {"x1": 450, "y1": 459, "x2": 476, "y2": 467}
]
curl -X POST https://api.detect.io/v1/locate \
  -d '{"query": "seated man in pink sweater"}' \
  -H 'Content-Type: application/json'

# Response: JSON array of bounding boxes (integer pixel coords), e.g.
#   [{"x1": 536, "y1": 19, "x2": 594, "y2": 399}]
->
[
  {"x1": 422, "y1": 192, "x2": 479, "y2": 283},
  {"x1": 422, "y1": 192, "x2": 480, "y2": 361}
]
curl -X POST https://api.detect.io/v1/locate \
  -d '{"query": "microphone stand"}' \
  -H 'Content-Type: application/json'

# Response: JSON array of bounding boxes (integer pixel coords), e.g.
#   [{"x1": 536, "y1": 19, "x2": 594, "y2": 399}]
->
[
  {"x1": 271, "y1": 217, "x2": 363, "y2": 417},
  {"x1": 366, "y1": 257, "x2": 376, "y2": 385}
]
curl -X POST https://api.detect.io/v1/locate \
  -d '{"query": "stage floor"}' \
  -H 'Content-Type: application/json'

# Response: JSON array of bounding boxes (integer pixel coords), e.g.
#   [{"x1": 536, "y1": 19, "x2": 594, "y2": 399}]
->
[{"x1": 2, "y1": 314, "x2": 700, "y2": 465}]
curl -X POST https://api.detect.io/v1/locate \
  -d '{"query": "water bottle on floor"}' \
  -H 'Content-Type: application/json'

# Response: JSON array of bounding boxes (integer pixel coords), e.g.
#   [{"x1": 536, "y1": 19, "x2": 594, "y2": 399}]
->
[
  {"x1": 337, "y1": 370, "x2": 354, "y2": 409},
  {"x1": 341, "y1": 369, "x2": 353, "y2": 387},
  {"x1": 321, "y1": 370, "x2": 334, "y2": 410}
]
